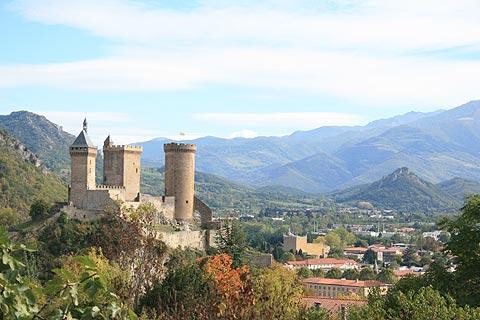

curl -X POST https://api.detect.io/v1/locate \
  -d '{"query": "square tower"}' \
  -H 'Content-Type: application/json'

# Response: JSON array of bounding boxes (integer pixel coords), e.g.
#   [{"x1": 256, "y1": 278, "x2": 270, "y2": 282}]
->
[
  {"x1": 69, "y1": 119, "x2": 97, "y2": 208},
  {"x1": 103, "y1": 136, "x2": 142, "y2": 201}
]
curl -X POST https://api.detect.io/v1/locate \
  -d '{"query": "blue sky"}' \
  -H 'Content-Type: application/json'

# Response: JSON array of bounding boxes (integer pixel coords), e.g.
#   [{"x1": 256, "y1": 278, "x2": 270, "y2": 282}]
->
[{"x1": 1, "y1": 0, "x2": 480, "y2": 144}]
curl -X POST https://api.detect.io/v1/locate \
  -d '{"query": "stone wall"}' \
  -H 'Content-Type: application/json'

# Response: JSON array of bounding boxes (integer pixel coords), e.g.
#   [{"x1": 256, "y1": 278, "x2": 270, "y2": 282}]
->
[
  {"x1": 157, "y1": 230, "x2": 215, "y2": 251},
  {"x1": 69, "y1": 147, "x2": 97, "y2": 208}
]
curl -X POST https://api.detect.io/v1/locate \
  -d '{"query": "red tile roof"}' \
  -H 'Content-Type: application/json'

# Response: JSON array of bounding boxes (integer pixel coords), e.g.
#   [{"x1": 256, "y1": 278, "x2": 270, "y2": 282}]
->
[
  {"x1": 303, "y1": 296, "x2": 366, "y2": 314},
  {"x1": 344, "y1": 247, "x2": 369, "y2": 253},
  {"x1": 302, "y1": 277, "x2": 385, "y2": 288},
  {"x1": 287, "y1": 258, "x2": 358, "y2": 267}
]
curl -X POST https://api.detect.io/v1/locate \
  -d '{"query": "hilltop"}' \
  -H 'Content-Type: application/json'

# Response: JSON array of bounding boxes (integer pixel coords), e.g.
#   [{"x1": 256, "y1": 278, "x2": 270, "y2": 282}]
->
[
  {"x1": 0, "y1": 111, "x2": 75, "y2": 177},
  {"x1": 332, "y1": 167, "x2": 458, "y2": 213},
  {"x1": 0, "y1": 129, "x2": 67, "y2": 214}
]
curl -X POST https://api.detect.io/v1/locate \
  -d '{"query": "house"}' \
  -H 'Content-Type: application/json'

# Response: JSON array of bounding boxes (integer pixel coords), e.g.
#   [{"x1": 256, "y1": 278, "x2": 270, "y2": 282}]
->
[
  {"x1": 286, "y1": 258, "x2": 359, "y2": 271},
  {"x1": 303, "y1": 296, "x2": 366, "y2": 316},
  {"x1": 302, "y1": 278, "x2": 389, "y2": 298}
]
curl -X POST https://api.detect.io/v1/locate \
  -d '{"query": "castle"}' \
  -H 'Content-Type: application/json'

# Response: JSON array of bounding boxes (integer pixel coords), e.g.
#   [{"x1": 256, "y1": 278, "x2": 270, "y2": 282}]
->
[{"x1": 66, "y1": 119, "x2": 212, "y2": 227}]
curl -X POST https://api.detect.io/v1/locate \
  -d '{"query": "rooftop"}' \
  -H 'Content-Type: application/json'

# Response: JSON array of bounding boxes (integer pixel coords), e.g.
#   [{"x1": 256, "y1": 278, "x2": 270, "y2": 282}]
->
[
  {"x1": 287, "y1": 258, "x2": 358, "y2": 267},
  {"x1": 71, "y1": 130, "x2": 95, "y2": 148},
  {"x1": 302, "y1": 278, "x2": 385, "y2": 288}
]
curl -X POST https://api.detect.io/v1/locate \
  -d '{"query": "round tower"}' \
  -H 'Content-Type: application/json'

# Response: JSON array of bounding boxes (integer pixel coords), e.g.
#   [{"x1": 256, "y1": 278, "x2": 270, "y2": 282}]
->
[{"x1": 164, "y1": 143, "x2": 196, "y2": 221}]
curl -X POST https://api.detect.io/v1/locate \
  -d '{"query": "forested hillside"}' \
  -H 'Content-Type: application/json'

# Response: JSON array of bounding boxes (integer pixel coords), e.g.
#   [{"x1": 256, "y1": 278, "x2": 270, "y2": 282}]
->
[{"x1": 0, "y1": 129, "x2": 67, "y2": 214}]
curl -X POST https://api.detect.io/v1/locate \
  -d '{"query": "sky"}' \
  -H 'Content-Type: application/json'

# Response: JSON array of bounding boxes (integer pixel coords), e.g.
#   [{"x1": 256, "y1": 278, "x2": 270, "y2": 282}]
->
[{"x1": 1, "y1": 0, "x2": 480, "y2": 144}]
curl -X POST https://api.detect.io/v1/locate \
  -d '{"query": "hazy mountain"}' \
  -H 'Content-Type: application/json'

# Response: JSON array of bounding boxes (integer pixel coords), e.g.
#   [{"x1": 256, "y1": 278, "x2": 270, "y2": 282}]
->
[
  {"x1": 0, "y1": 129, "x2": 67, "y2": 213},
  {"x1": 0, "y1": 111, "x2": 75, "y2": 176},
  {"x1": 437, "y1": 177, "x2": 480, "y2": 203},
  {"x1": 331, "y1": 167, "x2": 458, "y2": 213},
  {"x1": 4, "y1": 100, "x2": 480, "y2": 195}
]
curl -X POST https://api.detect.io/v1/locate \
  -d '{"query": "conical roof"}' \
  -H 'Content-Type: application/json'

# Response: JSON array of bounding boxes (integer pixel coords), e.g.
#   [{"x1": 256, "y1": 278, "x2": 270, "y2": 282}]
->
[{"x1": 71, "y1": 130, "x2": 95, "y2": 148}]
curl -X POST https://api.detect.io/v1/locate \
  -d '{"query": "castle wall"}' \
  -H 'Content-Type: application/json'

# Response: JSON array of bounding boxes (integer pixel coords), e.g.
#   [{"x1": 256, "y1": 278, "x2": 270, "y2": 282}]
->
[
  {"x1": 140, "y1": 194, "x2": 176, "y2": 220},
  {"x1": 82, "y1": 188, "x2": 124, "y2": 211},
  {"x1": 157, "y1": 230, "x2": 215, "y2": 250},
  {"x1": 164, "y1": 143, "x2": 196, "y2": 221},
  {"x1": 69, "y1": 147, "x2": 97, "y2": 208}
]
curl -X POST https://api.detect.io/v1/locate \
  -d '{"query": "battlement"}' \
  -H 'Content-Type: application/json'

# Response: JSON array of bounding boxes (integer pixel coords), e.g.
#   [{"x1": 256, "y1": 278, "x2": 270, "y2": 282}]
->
[
  {"x1": 96, "y1": 184, "x2": 126, "y2": 190},
  {"x1": 164, "y1": 142, "x2": 197, "y2": 153},
  {"x1": 103, "y1": 144, "x2": 143, "y2": 152},
  {"x1": 70, "y1": 146, "x2": 97, "y2": 153}
]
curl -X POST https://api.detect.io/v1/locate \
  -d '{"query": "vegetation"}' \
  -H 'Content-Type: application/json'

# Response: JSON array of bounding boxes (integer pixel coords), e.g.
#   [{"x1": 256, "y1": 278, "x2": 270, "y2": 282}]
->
[{"x1": 0, "y1": 129, "x2": 67, "y2": 214}]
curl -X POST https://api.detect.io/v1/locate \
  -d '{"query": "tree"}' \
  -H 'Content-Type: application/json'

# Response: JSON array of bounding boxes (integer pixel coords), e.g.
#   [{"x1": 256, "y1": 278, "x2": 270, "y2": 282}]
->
[
  {"x1": 216, "y1": 221, "x2": 248, "y2": 268},
  {"x1": 362, "y1": 248, "x2": 377, "y2": 265},
  {"x1": 252, "y1": 265, "x2": 305, "y2": 320},
  {"x1": 439, "y1": 195, "x2": 480, "y2": 306},
  {"x1": 376, "y1": 267, "x2": 397, "y2": 284},
  {"x1": 0, "y1": 208, "x2": 21, "y2": 227},
  {"x1": 29, "y1": 199, "x2": 50, "y2": 220},
  {"x1": 326, "y1": 268, "x2": 342, "y2": 279},
  {"x1": 342, "y1": 268, "x2": 360, "y2": 280},
  {"x1": 297, "y1": 267, "x2": 313, "y2": 278},
  {"x1": 359, "y1": 267, "x2": 376, "y2": 280},
  {"x1": 401, "y1": 247, "x2": 418, "y2": 267},
  {"x1": 0, "y1": 227, "x2": 136, "y2": 319}
]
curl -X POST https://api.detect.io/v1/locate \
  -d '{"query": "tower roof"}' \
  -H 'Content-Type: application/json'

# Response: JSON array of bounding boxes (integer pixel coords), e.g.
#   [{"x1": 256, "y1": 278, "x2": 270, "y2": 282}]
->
[{"x1": 71, "y1": 130, "x2": 95, "y2": 148}]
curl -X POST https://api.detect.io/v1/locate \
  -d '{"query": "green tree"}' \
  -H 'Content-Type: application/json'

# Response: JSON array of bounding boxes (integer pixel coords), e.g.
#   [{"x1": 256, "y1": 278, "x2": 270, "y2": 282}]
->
[
  {"x1": 297, "y1": 267, "x2": 313, "y2": 278},
  {"x1": 215, "y1": 220, "x2": 248, "y2": 268},
  {"x1": 342, "y1": 268, "x2": 360, "y2": 280},
  {"x1": 376, "y1": 267, "x2": 397, "y2": 284},
  {"x1": 29, "y1": 199, "x2": 51, "y2": 220},
  {"x1": 359, "y1": 267, "x2": 376, "y2": 280},
  {"x1": 325, "y1": 268, "x2": 342, "y2": 279},
  {"x1": 439, "y1": 195, "x2": 480, "y2": 306},
  {"x1": 401, "y1": 246, "x2": 418, "y2": 267}
]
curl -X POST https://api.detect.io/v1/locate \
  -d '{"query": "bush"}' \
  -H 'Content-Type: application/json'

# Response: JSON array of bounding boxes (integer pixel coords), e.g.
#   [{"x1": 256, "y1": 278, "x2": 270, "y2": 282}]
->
[
  {"x1": 29, "y1": 199, "x2": 51, "y2": 220},
  {"x1": 0, "y1": 208, "x2": 21, "y2": 227}
]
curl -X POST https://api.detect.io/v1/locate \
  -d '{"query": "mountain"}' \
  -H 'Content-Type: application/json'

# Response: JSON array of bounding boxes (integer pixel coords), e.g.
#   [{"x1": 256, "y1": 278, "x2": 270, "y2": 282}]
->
[
  {"x1": 5, "y1": 100, "x2": 480, "y2": 195},
  {"x1": 0, "y1": 111, "x2": 75, "y2": 176},
  {"x1": 437, "y1": 177, "x2": 480, "y2": 203},
  {"x1": 331, "y1": 167, "x2": 458, "y2": 213},
  {"x1": 0, "y1": 129, "x2": 67, "y2": 214},
  {"x1": 140, "y1": 167, "x2": 328, "y2": 214}
]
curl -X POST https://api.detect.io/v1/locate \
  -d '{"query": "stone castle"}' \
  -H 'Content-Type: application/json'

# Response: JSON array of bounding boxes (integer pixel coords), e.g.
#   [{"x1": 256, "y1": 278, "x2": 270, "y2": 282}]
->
[{"x1": 66, "y1": 119, "x2": 212, "y2": 227}]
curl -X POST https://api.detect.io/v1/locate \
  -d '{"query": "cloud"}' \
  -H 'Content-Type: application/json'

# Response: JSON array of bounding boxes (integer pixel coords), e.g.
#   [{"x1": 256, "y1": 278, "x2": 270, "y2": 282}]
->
[
  {"x1": 192, "y1": 112, "x2": 365, "y2": 129},
  {"x1": 228, "y1": 129, "x2": 258, "y2": 139},
  {"x1": 3, "y1": 0, "x2": 480, "y2": 107}
]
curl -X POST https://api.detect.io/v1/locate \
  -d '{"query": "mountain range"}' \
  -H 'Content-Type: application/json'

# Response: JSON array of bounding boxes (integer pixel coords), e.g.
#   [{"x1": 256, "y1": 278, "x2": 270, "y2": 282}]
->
[
  {"x1": 136, "y1": 101, "x2": 480, "y2": 192},
  {"x1": 2, "y1": 100, "x2": 480, "y2": 213}
]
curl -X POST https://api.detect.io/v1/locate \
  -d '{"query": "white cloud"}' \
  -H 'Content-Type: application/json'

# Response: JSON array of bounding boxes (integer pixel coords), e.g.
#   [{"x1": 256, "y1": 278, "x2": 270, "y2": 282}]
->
[
  {"x1": 228, "y1": 129, "x2": 258, "y2": 139},
  {"x1": 3, "y1": 0, "x2": 480, "y2": 107},
  {"x1": 193, "y1": 112, "x2": 365, "y2": 129}
]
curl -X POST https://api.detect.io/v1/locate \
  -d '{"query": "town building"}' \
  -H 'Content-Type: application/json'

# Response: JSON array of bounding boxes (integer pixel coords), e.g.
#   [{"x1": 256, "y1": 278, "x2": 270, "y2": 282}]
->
[
  {"x1": 283, "y1": 232, "x2": 330, "y2": 257},
  {"x1": 302, "y1": 278, "x2": 389, "y2": 298},
  {"x1": 286, "y1": 258, "x2": 359, "y2": 271}
]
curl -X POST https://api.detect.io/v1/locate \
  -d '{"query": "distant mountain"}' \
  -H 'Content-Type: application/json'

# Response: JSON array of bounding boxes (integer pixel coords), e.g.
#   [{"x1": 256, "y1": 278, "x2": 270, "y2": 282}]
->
[
  {"x1": 331, "y1": 167, "x2": 458, "y2": 213},
  {"x1": 0, "y1": 129, "x2": 67, "y2": 214},
  {"x1": 0, "y1": 111, "x2": 75, "y2": 176},
  {"x1": 5, "y1": 100, "x2": 480, "y2": 195},
  {"x1": 140, "y1": 167, "x2": 328, "y2": 214},
  {"x1": 437, "y1": 177, "x2": 480, "y2": 203}
]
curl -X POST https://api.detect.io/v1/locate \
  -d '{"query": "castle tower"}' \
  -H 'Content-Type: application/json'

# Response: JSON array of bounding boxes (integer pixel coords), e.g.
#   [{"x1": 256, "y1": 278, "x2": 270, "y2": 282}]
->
[
  {"x1": 164, "y1": 143, "x2": 196, "y2": 221},
  {"x1": 103, "y1": 136, "x2": 142, "y2": 201},
  {"x1": 69, "y1": 118, "x2": 97, "y2": 208}
]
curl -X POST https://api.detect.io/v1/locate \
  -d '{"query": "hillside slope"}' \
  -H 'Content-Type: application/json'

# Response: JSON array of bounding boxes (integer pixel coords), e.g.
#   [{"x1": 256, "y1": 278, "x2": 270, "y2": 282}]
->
[
  {"x1": 332, "y1": 167, "x2": 458, "y2": 213},
  {"x1": 0, "y1": 129, "x2": 67, "y2": 214},
  {"x1": 0, "y1": 111, "x2": 75, "y2": 175},
  {"x1": 437, "y1": 177, "x2": 480, "y2": 203}
]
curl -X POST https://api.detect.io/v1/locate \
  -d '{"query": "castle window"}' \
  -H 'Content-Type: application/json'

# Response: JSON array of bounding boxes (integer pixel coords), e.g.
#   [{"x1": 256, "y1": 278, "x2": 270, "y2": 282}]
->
[
  {"x1": 186, "y1": 200, "x2": 188, "y2": 204},
  {"x1": 136, "y1": 168, "x2": 138, "y2": 173}
]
